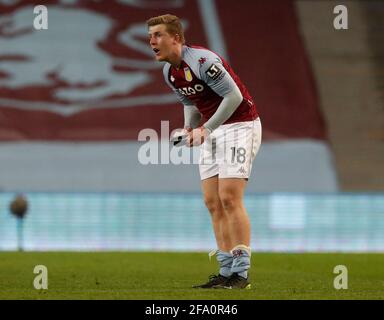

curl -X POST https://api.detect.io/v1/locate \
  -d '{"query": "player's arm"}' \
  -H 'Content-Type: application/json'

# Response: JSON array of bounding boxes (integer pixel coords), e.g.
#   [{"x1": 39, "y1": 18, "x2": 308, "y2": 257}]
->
[
  {"x1": 168, "y1": 92, "x2": 200, "y2": 145},
  {"x1": 187, "y1": 60, "x2": 242, "y2": 146},
  {"x1": 199, "y1": 60, "x2": 243, "y2": 133},
  {"x1": 184, "y1": 104, "x2": 202, "y2": 130},
  {"x1": 162, "y1": 64, "x2": 201, "y2": 145},
  {"x1": 168, "y1": 90, "x2": 201, "y2": 133}
]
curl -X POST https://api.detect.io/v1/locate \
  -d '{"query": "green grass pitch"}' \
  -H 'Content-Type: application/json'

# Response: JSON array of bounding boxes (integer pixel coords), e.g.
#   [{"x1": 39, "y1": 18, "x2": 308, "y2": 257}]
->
[{"x1": 0, "y1": 252, "x2": 383, "y2": 299}]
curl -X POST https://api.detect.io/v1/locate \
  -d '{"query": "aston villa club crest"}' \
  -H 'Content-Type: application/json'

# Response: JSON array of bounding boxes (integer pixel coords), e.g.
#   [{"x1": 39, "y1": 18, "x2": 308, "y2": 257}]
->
[{"x1": 184, "y1": 67, "x2": 193, "y2": 82}]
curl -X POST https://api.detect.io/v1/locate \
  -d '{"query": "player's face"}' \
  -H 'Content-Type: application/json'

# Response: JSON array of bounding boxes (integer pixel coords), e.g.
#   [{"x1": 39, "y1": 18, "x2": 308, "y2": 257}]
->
[{"x1": 148, "y1": 24, "x2": 177, "y2": 62}]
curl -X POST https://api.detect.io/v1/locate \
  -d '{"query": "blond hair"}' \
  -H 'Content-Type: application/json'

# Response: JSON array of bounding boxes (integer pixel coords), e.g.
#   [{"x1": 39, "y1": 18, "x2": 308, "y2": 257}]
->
[{"x1": 147, "y1": 14, "x2": 185, "y2": 44}]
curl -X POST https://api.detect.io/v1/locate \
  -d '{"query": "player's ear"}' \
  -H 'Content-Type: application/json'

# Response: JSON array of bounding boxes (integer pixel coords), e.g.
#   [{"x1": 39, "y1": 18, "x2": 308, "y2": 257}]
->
[{"x1": 174, "y1": 33, "x2": 181, "y2": 43}]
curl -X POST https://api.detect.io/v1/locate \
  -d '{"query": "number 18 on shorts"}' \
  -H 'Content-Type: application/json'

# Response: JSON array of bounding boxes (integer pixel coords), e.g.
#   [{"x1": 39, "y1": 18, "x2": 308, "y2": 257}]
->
[{"x1": 199, "y1": 118, "x2": 262, "y2": 180}]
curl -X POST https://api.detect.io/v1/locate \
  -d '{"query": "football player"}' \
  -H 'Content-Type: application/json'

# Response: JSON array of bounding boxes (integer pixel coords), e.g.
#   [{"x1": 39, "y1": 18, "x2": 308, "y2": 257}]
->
[{"x1": 147, "y1": 14, "x2": 262, "y2": 289}]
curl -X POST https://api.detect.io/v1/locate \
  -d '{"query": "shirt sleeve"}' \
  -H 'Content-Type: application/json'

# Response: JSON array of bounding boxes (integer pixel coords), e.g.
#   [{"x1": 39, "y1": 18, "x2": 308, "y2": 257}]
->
[
  {"x1": 184, "y1": 105, "x2": 202, "y2": 129},
  {"x1": 199, "y1": 59, "x2": 237, "y2": 97},
  {"x1": 203, "y1": 87, "x2": 243, "y2": 133},
  {"x1": 199, "y1": 59, "x2": 243, "y2": 132}
]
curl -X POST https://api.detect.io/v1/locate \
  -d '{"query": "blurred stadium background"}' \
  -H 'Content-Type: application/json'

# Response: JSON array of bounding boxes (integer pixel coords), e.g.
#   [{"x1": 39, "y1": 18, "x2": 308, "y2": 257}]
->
[{"x1": 0, "y1": 0, "x2": 383, "y2": 253}]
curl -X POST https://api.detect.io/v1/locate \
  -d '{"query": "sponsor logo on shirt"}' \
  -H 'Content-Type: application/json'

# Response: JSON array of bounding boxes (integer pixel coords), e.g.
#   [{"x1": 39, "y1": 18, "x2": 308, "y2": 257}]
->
[{"x1": 177, "y1": 84, "x2": 205, "y2": 96}]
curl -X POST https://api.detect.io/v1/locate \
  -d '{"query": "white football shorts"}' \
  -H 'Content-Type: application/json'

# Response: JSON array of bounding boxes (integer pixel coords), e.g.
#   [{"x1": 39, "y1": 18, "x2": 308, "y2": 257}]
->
[{"x1": 199, "y1": 118, "x2": 262, "y2": 180}]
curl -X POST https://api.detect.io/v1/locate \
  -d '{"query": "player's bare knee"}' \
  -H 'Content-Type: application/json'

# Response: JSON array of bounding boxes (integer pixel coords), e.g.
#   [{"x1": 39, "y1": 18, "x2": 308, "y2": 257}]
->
[
  {"x1": 219, "y1": 193, "x2": 240, "y2": 212},
  {"x1": 204, "y1": 197, "x2": 222, "y2": 215}
]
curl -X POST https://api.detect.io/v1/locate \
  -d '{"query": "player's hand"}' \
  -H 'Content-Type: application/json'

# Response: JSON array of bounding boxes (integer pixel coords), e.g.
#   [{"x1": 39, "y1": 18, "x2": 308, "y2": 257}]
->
[
  {"x1": 170, "y1": 127, "x2": 193, "y2": 146},
  {"x1": 184, "y1": 126, "x2": 193, "y2": 134},
  {"x1": 187, "y1": 126, "x2": 210, "y2": 147}
]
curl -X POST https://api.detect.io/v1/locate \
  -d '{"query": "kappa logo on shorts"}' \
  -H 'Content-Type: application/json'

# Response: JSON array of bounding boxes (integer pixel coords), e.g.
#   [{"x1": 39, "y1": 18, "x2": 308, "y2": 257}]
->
[{"x1": 237, "y1": 166, "x2": 246, "y2": 174}]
